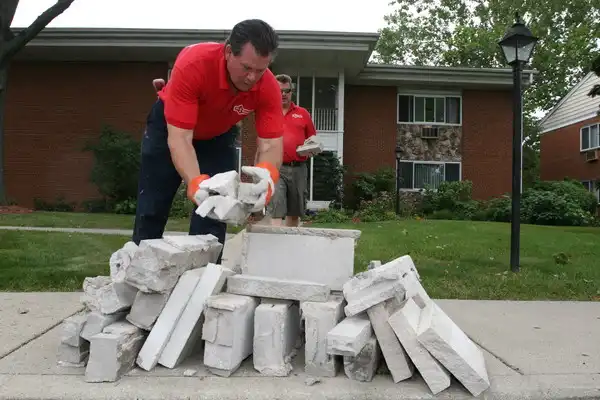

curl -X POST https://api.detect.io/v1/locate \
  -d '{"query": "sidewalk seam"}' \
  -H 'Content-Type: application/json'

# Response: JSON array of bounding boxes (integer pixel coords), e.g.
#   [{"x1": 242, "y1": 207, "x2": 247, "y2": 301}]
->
[
  {"x1": 467, "y1": 334, "x2": 524, "y2": 375},
  {"x1": 0, "y1": 307, "x2": 84, "y2": 361}
]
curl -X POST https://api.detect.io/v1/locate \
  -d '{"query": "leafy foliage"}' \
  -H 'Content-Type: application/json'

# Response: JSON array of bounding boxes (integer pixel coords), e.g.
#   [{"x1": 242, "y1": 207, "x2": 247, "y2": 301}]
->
[{"x1": 351, "y1": 167, "x2": 396, "y2": 209}]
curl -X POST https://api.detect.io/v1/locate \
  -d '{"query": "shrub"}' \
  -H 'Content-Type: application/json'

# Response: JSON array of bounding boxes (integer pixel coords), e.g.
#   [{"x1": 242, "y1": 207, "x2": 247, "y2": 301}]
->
[
  {"x1": 529, "y1": 179, "x2": 598, "y2": 215},
  {"x1": 351, "y1": 167, "x2": 395, "y2": 209},
  {"x1": 306, "y1": 207, "x2": 351, "y2": 224},
  {"x1": 353, "y1": 191, "x2": 398, "y2": 222},
  {"x1": 421, "y1": 180, "x2": 479, "y2": 220},
  {"x1": 482, "y1": 195, "x2": 512, "y2": 222},
  {"x1": 521, "y1": 189, "x2": 595, "y2": 226},
  {"x1": 312, "y1": 152, "x2": 346, "y2": 209},
  {"x1": 170, "y1": 185, "x2": 195, "y2": 219},
  {"x1": 84, "y1": 125, "x2": 141, "y2": 211}
]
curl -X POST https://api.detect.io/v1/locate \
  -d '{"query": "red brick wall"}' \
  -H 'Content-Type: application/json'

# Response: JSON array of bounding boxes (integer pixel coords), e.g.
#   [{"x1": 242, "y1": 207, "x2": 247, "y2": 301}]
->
[
  {"x1": 540, "y1": 115, "x2": 600, "y2": 181},
  {"x1": 4, "y1": 61, "x2": 168, "y2": 208},
  {"x1": 461, "y1": 89, "x2": 513, "y2": 199}
]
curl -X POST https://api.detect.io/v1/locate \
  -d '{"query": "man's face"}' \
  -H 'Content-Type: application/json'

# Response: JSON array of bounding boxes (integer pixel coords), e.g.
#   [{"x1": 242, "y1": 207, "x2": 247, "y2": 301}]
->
[
  {"x1": 279, "y1": 81, "x2": 292, "y2": 107},
  {"x1": 225, "y1": 42, "x2": 272, "y2": 92}
]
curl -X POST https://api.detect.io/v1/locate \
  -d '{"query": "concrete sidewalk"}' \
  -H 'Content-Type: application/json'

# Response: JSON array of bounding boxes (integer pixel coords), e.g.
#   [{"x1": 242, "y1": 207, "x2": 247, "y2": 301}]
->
[{"x1": 0, "y1": 292, "x2": 598, "y2": 400}]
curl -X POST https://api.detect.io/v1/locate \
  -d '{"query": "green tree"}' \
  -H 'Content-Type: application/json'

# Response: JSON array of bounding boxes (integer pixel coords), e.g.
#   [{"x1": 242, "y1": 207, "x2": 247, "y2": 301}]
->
[{"x1": 589, "y1": 54, "x2": 600, "y2": 116}]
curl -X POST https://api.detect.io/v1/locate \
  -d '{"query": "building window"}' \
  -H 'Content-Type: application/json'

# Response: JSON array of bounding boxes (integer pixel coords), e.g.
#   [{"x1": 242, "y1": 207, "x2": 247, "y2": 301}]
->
[
  {"x1": 581, "y1": 180, "x2": 600, "y2": 203},
  {"x1": 581, "y1": 123, "x2": 600, "y2": 151},
  {"x1": 397, "y1": 94, "x2": 461, "y2": 125},
  {"x1": 398, "y1": 161, "x2": 461, "y2": 190}
]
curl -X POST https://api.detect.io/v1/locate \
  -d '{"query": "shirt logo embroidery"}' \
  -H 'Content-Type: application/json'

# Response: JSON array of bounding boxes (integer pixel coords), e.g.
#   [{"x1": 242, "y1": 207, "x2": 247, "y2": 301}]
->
[
  {"x1": 233, "y1": 104, "x2": 253, "y2": 115},
  {"x1": 291, "y1": 113, "x2": 303, "y2": 118}
]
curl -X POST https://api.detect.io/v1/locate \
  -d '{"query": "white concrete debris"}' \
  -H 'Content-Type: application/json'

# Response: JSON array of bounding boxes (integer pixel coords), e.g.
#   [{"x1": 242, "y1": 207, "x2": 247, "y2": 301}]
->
[
  {"x1": 199, "y1": 170, "x2": 240, "y2": 198},
  {"x1": 417, "y1": 302, "x2": 490, "y2": 397},
  {"x1": 109, "y1": 241, "x2": 138, "y2": 283},
  {"x1": 326, "y1": 312, "x2": 373, "y2": 357},
  {"x1": 136, "y1": 267, "x2": 205, "y2": 371},
  {"x1": 60, "y1": 312, "x2": 88, "y2": 347},
  {"x1": 367, "y1": 260, "x2": 382, "y2": 270},
  {"x1": 196, "y1": 195, "x2": 249, "y2": 225},
  {"x1": 126, "y1": 291, "x2": 171, "y2": 331},
  {"x1": 80, "y1": 311, "x2": 127, "y2": 342},
  {"x1": 342, "y1": 255, "x2": 420, "y2": 317},
  {"x1": 80, "y1": 276, "x2": 137, "y2": 314},
  {"x1": 343, "y1": 335, "x2": 381, "y2": 382},
  {"x1": 253, "y1": 299, "x2": 301, "y2": 376},
  {"x1": 388, "y1": 298, "x2": 451, "y2": 395},
  {"x1": 366, "y1": 298, "x2": 414, "y2": 383},
  {"x1": 296, "y1": 136, "x2": 323, "y2": 157},
  {"x1": 202, "y1": 293, "x2": 259, "y2": 376},
  {"x1": 240, "y1": 224, "x2": 361, "y2": 291},
  {"x1": 85, "y1": 321, "x2": 145, "y2": 382},
  {"x1": 125, "y1": 236, "x2": 221, "y2": 293},
  {"x1": 158, "y1": 263, "x2": 235, "y2": 369},
  {"x1": 57, "y1": 342, "x2": 89, "y2": 365},
  {"x1": 226, "y1": 274, "x2": 330, "y2": 302},
  {"x1": 301, "y1": 295, "x2": 346, "y2": 377}
]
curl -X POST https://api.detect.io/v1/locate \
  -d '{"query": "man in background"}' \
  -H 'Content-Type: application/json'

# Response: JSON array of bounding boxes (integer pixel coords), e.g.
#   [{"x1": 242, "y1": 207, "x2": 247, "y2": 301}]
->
[{"x1": 267, "y1": 74, "x2": 317, "y2": 227}]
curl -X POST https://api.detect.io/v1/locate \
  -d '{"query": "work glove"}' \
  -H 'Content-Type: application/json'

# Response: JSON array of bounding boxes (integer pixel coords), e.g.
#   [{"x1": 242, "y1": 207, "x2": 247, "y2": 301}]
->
[
  {"x1": 187, "y1": 174, "x2": 211, "y2": 205},
  {"x1": 240, "y1": 161, "x2": 280, "y2": 212}
]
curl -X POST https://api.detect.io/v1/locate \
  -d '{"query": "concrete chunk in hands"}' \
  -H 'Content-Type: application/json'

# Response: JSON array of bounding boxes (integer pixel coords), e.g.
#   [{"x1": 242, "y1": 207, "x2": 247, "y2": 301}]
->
[
  {"x1": 199, "y1": 170, "x2": 239, "y2": 197},
  {"x1": 195, "y1": 195, "x2": 250, "y2": 225}
]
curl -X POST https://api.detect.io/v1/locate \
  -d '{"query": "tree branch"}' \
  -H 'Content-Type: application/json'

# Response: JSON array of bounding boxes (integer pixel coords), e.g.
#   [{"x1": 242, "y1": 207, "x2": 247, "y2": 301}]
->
[{"x1": 0, "y1": 0, "x2": 75, "y2": 67}]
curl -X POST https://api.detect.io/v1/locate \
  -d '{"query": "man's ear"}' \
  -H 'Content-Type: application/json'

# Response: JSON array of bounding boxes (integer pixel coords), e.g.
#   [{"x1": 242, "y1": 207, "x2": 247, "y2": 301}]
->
[{"x1": 152, "y1": 78, "x2": 165, "y2": 92}]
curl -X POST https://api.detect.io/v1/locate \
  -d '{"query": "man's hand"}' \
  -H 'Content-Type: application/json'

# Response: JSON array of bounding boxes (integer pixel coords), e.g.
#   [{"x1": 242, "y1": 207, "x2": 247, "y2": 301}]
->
[
  {"x1": 187, "y1": 174, "x2": 211, "y2": 205},
  {"x1": 241, "y1": 161, "x2": 280, "y2": 212}
]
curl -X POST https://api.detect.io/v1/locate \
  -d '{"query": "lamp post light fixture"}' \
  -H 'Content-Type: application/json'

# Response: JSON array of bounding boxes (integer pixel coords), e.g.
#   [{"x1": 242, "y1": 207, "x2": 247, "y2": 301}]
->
[
  {"x1": 498, "y1": 12, "x2": 538, "y2": 273},
  {"x1": 395, "y1": 146, "x2": 402, "y2": 215}
]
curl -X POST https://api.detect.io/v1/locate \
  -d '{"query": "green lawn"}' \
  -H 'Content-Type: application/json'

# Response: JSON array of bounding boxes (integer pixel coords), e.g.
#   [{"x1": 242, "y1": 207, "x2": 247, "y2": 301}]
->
[{"x1": 1, "y1": 217, "x2": 598, "y2": 300}]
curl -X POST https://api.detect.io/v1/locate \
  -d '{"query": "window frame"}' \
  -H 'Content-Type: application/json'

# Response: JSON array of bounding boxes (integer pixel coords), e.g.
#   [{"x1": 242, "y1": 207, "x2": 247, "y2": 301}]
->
[
  {"x1": 397, "y1": 93, "x2": 463, "y2": 126},
  {"x1": 580, "y1": 123, "x2": 600, "y2": 152},
  {"x1": 397, "y1": 160, "x2": 462, "y2": 191},
  {"x1": 581, "y1": 180, "x2": 600, "y2": 203}
]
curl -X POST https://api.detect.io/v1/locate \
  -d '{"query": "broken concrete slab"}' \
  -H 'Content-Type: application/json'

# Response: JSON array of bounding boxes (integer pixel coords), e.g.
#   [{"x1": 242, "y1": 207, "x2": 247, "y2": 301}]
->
[
  {"x1": 199, "y1": 170, "x2": 240, "y2": 198},
  {"x1": 241, "y1": 224, "x2": 361, "y2": 291},
  {"x1": 301, "y1": 295, "x2": 346, "y2": 377},
  {"x1": 80, "y1": 311, "x2": 127, "y2": 342},
  {"x1": 136, "y1": 267, "x2": 205, "y2": 371},
  {"x1": 57, "y1": 342, "x2": 89, "y2": 365},
  {"x1": 158, "y1": 263, "x2": 235, "y2": 369},
  {"x1": 60, "y1": 312, "x2": 88, "y2": 347},
  {"x1": 253, "y1": 299, "x2": 301, "y2": 376},
  {"x1": 226, "y1": 275, "x2": 329, "y2": 302},
  {"x1": 343, "y1": 335, "x2": 381, "y2": 382},
  {"x1": 202, "y1": 294, "x2": 258, "y2": 376},
  {"x1": 417, "y1": 302, "x2": 490, "y2": 397},
  {"x1": 388, "y1": 298, "x2": 451, "y2": 395},
  {"x1": 80, "y1": 276, "x2": 137, "y2": 314},
  {"x1": 195, "y1": 195, "x2": 250, "y2": 225},
  {"x1": 326, "y1": 313, "x2": 373, "y2": 357},
  {"x1": 367, "y1": 260, "x2": 382, "y2": 270},
  {"x1": 366, "y1": 298, "x2": 414, "y2": 383},
  {"x1": 85, "y1": 321, "x2": 145, "y2": 382},
  {"x1": 109, "y1": 241, "x2": 138, "y2": 283},
  {"x1": 126, "y1": 291, "x2": 170, "y2": 331}
]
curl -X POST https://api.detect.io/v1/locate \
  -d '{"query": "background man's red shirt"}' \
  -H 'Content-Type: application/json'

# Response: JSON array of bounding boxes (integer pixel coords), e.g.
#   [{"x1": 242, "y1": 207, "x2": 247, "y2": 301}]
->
[
  {"x1": 282, "y1": 103, "x2": 317, "y2": 163},
  {"x1": 157, "y1": 42, "x2": 283, "y2": 140}
]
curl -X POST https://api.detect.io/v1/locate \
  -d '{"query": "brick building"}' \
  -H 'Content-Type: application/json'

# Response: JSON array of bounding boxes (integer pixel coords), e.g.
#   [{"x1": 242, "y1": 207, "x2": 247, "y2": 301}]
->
[
  {"x1": 4, "y1": 28, "x2": 535, "y2": 209},
  {"x1": 539, "y1": 72, "x2": 600, "y2": 201}
]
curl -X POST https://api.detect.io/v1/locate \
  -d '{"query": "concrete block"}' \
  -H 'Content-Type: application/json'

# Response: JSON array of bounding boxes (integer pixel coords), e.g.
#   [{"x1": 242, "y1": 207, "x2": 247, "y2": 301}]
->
[
  {"x1": 241, "y1": 224, "x2": 361, "y2": 291},
  {"x1": 85, "y1": 321, "x2": 145, "y2": 382},
  {"x1": 343, "y1": 335, "x2": 381, "y2": 382},
  {"x1": 388, "y1": 298, "x2": 451, "y2": 395},
  {"x1": 301, "y1": 295, "x2": 345, "y2": 377},
  {"x1": 81, "y1": 276, "x2": 137, "y2": 314},
  {"x1": 342, "y1": 255, "x2": 420, "y2": 317},
  {"x1": 405, "y1": 273, "x2": 433, "y2": 309},
  {"x1": 57, "y1": 342, "x2": 89, "y2": 365},
  {"x1": 80, "y1": 311, "x2": 127, "y2": 342},
  {"x1": 296, "y1": 139, "x2": 323, "y2": 157},
  {"x1": 136, "y1": 267, "x2": 205, "y2": 371},
  {"x1": 417, "y1": 302, "x2": 490, "y2": 397},
  {"x1": 158, "y1": 263, "x2": 235, "y2": 369},
  {"x1": 195, "y1": 195, "x2": 249, "y2": 225},
  {"x1": 202, "y1": 294, "x2": 258, "y2": 375},
  {"x1": 126, "y1": 291, "x2": 170, "y2": 331},
  {"x1": 366, "y1": 298, "x2": 414, "y2": 383},
  {"x1": 326, "y1": 313, "x2": 373, "y2": 357},
  {"x1": 199, "y1": 170, "x2": 240, "y2": 198},
  {"x1": 109, "y1": 241, "x2": 138, "y2": 283},
  {"x1": 226, "y1": 275, "x2": 329, "y2": 302},
  {"x1": 125, "y1": 237, "x2": 219, "y2": 294},
  {"x1": 253, "y1": 299, "x2": 301, "y2": 376},
  {"x1": 60, "y1": 312, "x2": 88, "y2": 347},
  {"x1": 367, "y1": 260, "x2": 382, "y2": 270}
]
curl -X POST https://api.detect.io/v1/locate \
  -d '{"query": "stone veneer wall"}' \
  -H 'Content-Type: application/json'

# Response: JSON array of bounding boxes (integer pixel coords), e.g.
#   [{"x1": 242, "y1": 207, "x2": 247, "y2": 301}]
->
[{"x1": 396, "y1": 124, "x2": 462, "y2": 162}]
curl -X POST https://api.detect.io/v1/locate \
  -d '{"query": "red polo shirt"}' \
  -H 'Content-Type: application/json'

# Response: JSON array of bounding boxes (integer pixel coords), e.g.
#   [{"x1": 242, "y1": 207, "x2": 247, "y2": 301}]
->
[
  {"x1": 157, "y1": 42, "x2": 283, "y2": 140},
  {"x1": 282, "y1": 103, "x2": 317, "y2": 163}
]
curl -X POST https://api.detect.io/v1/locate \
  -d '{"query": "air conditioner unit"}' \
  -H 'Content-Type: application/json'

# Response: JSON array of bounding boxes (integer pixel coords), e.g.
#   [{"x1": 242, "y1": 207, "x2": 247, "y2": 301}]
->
[
  {"x1": 585, "y1": 149, "x2": 598, "y2": 162},
  {"x1": 421, "y1": 126, "x2": 440, "y2": 139}
]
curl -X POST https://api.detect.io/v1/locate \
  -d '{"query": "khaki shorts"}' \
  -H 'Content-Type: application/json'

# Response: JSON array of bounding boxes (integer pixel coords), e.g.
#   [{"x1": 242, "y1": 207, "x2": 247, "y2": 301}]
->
[{"x1": 268, "y1": 163, "x2": 308, "y2": 218}]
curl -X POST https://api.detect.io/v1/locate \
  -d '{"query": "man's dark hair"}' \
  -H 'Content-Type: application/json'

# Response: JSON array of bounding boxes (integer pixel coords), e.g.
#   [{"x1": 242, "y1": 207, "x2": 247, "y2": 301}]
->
[{"x1": 226, "y1": 19, "x2": 279, "y2": 57}]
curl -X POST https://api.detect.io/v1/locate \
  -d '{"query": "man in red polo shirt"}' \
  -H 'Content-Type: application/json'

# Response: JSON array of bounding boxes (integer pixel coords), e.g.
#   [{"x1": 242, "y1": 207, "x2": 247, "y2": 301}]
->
[
  {"x1": 133, "y1": 19, "x2": 284, "y2": 263},
  {"x1": 267, "y1": 74, "x2": 317, "y2": 227}
]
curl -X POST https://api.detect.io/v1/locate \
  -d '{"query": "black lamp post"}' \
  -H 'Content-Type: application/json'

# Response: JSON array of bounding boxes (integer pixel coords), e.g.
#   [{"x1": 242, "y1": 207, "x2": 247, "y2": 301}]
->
[
  {"x1": 395, "y1": 146, "x2": 401, "y2": 215},
  {"x1": 498, "y1": 12, "x2": 538, "y2": 273}
]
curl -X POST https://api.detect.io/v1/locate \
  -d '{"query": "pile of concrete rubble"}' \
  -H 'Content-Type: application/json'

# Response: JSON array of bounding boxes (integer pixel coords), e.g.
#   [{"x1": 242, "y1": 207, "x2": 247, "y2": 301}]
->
[{"x1": 56, "y1": 224, "x2": 490, "y2": 397}]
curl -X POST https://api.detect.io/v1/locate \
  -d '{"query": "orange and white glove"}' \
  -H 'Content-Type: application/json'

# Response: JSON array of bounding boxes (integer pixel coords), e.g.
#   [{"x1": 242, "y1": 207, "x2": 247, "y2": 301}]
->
[
  {"x1": 240, "y1": 161, "x2": 280, "y2": 212},
  {"x1": 186, "y1": 174, "x2": 211, "y2": 205}
]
